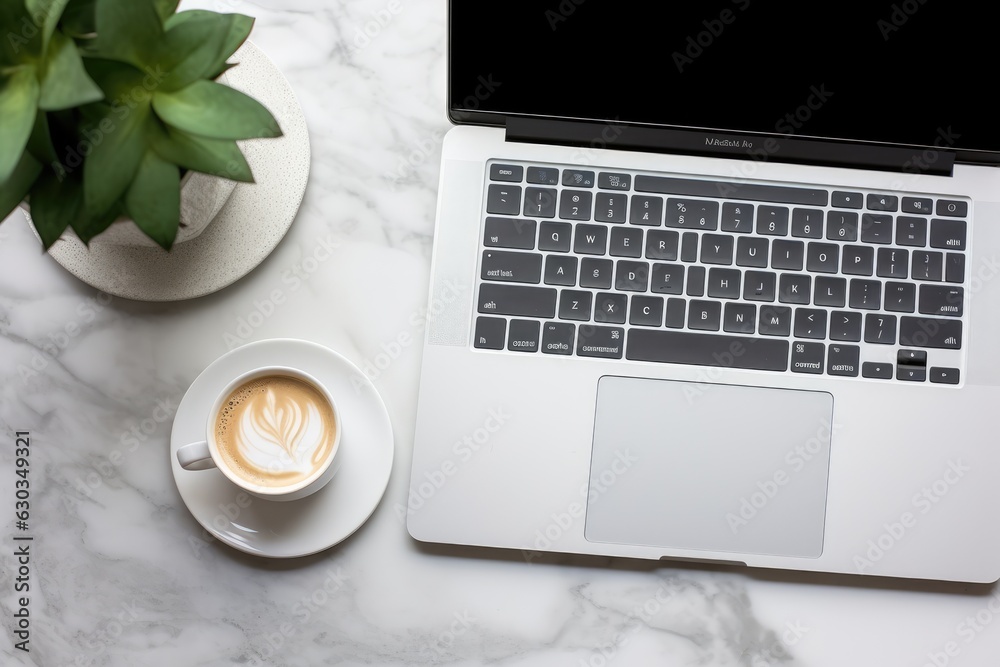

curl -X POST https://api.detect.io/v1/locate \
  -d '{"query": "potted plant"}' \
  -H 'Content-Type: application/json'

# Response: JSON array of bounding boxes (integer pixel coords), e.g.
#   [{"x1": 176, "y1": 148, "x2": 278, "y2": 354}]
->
[{"x1": 0, "y1": 0, "x2": 281, "y2": 251}]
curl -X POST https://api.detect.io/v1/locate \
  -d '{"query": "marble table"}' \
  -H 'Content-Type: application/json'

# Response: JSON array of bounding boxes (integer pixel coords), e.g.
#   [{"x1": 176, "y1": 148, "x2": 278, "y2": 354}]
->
[{"x1": 2, "y1": 1, "x2": 999, "y2": 665}]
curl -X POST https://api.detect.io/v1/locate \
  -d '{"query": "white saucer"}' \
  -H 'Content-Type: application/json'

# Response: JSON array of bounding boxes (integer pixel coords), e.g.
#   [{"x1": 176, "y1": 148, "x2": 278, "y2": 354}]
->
[
  {"x1": 170, "y1": 339, "x2": 394, "y2": 558},
  {"x1": 36, "y1": 41, "x2": 310, "y2": 302}
]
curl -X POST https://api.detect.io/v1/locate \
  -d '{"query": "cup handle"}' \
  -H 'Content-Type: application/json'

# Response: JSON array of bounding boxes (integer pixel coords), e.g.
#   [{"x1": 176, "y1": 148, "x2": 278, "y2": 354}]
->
[{"x1": 177, "y1": 441, "x2": 216, "y2": 471}]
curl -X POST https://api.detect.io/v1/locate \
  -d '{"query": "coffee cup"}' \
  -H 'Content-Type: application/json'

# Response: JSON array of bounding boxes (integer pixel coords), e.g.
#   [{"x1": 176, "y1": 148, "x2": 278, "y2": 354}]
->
[{"x1": 177, "y1": 366, "x2": 342, "y2": 502}]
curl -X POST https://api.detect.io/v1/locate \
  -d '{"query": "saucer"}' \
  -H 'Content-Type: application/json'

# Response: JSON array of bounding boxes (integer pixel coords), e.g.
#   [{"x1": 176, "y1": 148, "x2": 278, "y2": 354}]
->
[
  {"x1": 35, "y1": 41, "x2": 310, "y2": 302},
  {"x1": 170, "y1": 339, "x2": 394, "y2": 558}
]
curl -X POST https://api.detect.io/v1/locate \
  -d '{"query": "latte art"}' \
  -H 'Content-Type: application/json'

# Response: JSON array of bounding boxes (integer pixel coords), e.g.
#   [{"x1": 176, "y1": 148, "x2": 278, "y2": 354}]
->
[{"x1": 215, "y1": 375, "x2": 337, "y2": 488}]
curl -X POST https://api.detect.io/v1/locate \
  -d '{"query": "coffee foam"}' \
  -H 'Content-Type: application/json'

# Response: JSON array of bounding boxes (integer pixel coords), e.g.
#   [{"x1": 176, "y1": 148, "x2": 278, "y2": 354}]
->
[{"x1": 215, "y1": 375, "x2": 336, "y2": 489}]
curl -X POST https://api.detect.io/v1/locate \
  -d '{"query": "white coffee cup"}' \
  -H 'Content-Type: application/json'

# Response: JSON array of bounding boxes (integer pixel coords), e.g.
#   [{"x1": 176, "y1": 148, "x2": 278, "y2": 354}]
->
[{"x1": 177, "y1": 366, "x2": 343, "y2": 502}]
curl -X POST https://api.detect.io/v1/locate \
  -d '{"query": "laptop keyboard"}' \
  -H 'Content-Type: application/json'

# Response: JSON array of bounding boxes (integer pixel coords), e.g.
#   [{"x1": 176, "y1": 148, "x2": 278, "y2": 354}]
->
[{"x1": 473, "y1": 161, "x2": 968, "y2": 385}]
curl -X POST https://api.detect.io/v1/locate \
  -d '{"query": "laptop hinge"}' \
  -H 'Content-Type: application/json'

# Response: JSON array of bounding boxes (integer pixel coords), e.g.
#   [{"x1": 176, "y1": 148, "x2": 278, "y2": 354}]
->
[{"x1": 505, "y1": 117, "x2": 956, "y2": 177}]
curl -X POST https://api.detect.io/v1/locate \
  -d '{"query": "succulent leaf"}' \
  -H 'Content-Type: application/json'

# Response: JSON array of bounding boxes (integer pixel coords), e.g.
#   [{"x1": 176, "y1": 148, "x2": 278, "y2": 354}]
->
[
  {"x1": 0, "y1": 0, "x2": 42, "y2": 63},
  {"x1": 125, "y1": 149, "x2": 179, "y2": 250},
  {"x1": 0, "y1": 66, "x2": 41, "y2": 182},
  {"x1": 38, "y1": 29, "x2": 103, "y2": 109},
  {"x1": 70, "y1": 198, "x2": 118, "y2": 244},
  {"x1": 151, "y1": 124, "x2": 254, "y2": 183},
  {"x1": 26, "y1": 108, "x2": 58, "y2": 163},
  {"x1": 152, "y1": 79, "x2": 281, "y2": 141},
  {"x1": 166, "y1": 11, "x2": 254, "y2": 79},
  {"x1": 152, "y1": 0, "x2": 178, "y2": 23},
  {"x1": 91, "y1": 0, "x2": 163, "y2": 67},
  {"x1": 157, "y1": 11, "x2": 229, "y2": 91},
  {"x1": 81, "y1": 99, "x2": 150, "y2": 215},
  {"x1": 0, "y1": 151, "x2": 42, "y2": 222},
  {"x1": 28, "y1": 167, "x2": 81, "y2": 248},
  {"x1": 25, "y1": 0, "x2": 71, "y2": 50},
  {"x1": 60, "y1": 0, "x2": 96, "y2": 37}
]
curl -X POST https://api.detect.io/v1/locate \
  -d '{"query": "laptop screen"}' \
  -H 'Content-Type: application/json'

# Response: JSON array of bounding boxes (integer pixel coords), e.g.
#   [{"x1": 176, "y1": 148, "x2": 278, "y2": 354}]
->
[{"x1": 450, "y1": 2, "x2": 999, "y2": 155}]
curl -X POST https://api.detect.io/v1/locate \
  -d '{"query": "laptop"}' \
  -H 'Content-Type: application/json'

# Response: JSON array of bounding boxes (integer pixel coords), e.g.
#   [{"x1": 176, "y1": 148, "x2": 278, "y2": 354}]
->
[{"x1": 407, "y1": 2, "x2": 1000, "y2": 583}]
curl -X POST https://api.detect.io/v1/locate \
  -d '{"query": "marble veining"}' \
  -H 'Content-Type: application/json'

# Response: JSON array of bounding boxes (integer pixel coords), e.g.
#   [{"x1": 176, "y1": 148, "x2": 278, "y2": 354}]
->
[{"x1": 2, "y1": 1, "x2": 999, "y2": 666}]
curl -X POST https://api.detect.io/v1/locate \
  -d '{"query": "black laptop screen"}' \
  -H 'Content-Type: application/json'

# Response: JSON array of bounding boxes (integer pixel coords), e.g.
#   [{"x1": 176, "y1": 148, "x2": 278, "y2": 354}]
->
[{"x1": 450, "y1": 2, "x2": 998, "y2": 154}]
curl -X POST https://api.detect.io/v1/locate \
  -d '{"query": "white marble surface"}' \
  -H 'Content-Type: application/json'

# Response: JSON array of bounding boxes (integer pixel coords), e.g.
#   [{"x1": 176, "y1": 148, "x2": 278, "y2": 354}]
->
[{"x1": 1, "y1": 1, "x2": 999, "y2": 665}]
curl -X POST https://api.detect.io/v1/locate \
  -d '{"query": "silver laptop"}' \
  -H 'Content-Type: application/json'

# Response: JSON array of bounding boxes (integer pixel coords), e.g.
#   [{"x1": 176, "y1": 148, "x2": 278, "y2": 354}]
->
[{"x1": 407, "y1": 2, "x2": 1000, "y2": 583}]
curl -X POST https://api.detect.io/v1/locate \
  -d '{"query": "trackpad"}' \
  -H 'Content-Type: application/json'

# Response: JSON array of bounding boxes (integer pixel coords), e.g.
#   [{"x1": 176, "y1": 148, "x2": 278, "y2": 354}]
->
[{"x1": 585, "y1": 377, "x2": 834, "y2": 558}]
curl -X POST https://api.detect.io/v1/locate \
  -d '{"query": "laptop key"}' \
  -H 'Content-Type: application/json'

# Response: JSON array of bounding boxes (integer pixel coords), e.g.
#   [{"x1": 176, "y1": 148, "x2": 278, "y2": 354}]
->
[
  {"x1": 686, "y1": 266, "x2": 706, "y2": 296},
  {"x1": 841, "y1": 245, "x2": 874, "y2": 276},
  {"x1": 876, "y1": 248, "x2": 908, "y2": 279},
  {"x1": 930, "y1": 218, "x2": 967, "y2": 251},
  {"x1": 490, "y1": 164, "x2": 523, "y2": 182},
  {"x1": 651, "y1": 263, "x2": 685, "y2": 294},
  {"x1": 484, "y1": 217, "x2": 536, "y2": 249},
  {"x1": 919, "y1": 285, "x2": 964, "y2": 317},
  {"x1": 900, "y1": 317, "x2": 962, "y2": 349},
  {"x1": 807, "y1": 243, "x2": 840, "y2": 273},
  {"x1": 864, "y1": 313, "x2": 897, "y2": 345},
  {"x1": 772, "y1": 240, "x2": 805, "y2": 271},
  {"x1": 736, "y1": 236, "x2": 768, "y2": 267},
  {"x1": 860, "y1": 213, "x2": 893, "y2": 244},
  {"x1": 478, "y1": 284, "x2": 556, "y2": 318},
  {"x1": 487, "y1": 184, "x2": 522, "y2": 215},
  {"x1": 526, "y1": 166, "x2": 559, "y2": 185},
  {"x1": 665, "y1": 298, "x2": 686, "y2": 328},
  {"x1": 707, "y1": 268, "x2": 741, "y2": 299},
  {"x1": 543, "y1": 255, "x2": 578, "y2": 286},
  {"x1": 778, "y1": 274, "x2": 811, "y2": 304},
  {"x1": 722, "y1": 202, "x2": 754, "y2": 233},
  {"x1": 538, "y1": 222, "x2": 572, "y2": 252},
  {"x1": 615, "y1": 260, "x2": 650, "y2": 292},
  {"x1": 930, "y1": 367, "x2": 961, "y2": 385},
  {"x1": 610, "y1": 227, "x2": 643, "y2": 257},
  {"x1": 474, "y1": 317, "x2": 506, "y2": 350},
  {"x1": 598, "y1": 172, "x2": 631, "y2": 190},
  {"x1": 791, "y1": 208, "x2": 824, "y2": 238},
  {"x1": 744, "y1": 271, "x2": 776, "y2": 302},
  {"x1": 830, "y1": 311, "x2": 862, "y2": 342},
  {"x1": 577, "y1": 326, "x2": 624, "y2": 359},
  {"x1": 559, "y1": 290, "x2": 593, "y2": 321},
  {"x1": 634, "y1": 175, "x2": 827, "y2": 207},
  {"x1": 828, "y1": 344, "x2": 860, "y2": 377},
  {"x1": 867, "y1": 194, "x2": 898, "y2": 211},
  {"x1": 688, "y1": 300, "x2": 722, "y2": 331},
  {"x1": 945, "y1": 253, "x2": 965, "y2": 283},
  {"x1": 626, "y1": 330, "x2": 790, "y2": 371},
  {"x1": 580, "y1": 258, "x2": 613, "y2": 289},
  {"x1": 832, "y1": 191, "x2": 863, "y2": 209},
  {"x1": 630, "y1": 296, "x2": 664, "y2": 326},
  {"x1": 794, "y1": 308, "x2": 827, "y2": 339},
  {"x1": 680, "y1": 232, "x2": 698, "y2": 262},
  {"x1": 595, "y1": 192, "x2": 628, "y2": 223},
  {"x1": 524, "y1": 187, "x2": 557, "y2": 218},
  {"x1": 507, "y1": 320, "x2": 540, "y2": 353},
  {"x1": 827, "y1": 211, "x2": 859, "y2": 241},
  {"x1": 791, "y1": 341, "x2": 825, "y2": 374},
  {"x1": 936, "y1": 199, "x2": 968, "y2": 217},
  {"x1": 666, "y1": 198, "x2": 719, "y2": 230},
  {"x1": 897, "y1": 366, "x2": 926, "y2": 382},
  {"x1": 814, "y1": 276, "x2": 847, "y2": 307},
  {"x1": 559, "y1": 190, "x2": 593, "y2": 221},
  {"x1": 724, "y1": 303, "x2": 756, "y2": 334},
  {"x1": 897, "y1": 349, "x2": 927, "y2": 366},
  {"x1": 645, "y1": 230, "x2": 679, "y2": 260},
  {"x1": 481, "y1": 250, "x2": 542, "y2": 284},
  {"x1": 849, "y1": 279, "x2": 881, "y2": 309},
  {"x1": 629, "y1": 195, "x2": 663, "y2": 225},
  {"x1": 912, "y1": 251, "x2": 943, "y2": 281},
  {"x1": 757, "y1": 206, "x2": 789, "y2": 236},
  {"x1": 884, "y1": 282, "x2": 916, "y2": 313},
  {"x1": 758, "y1": 306, "x2": 792, "y2": 336},
  {"x1": 902, "y1": 197, "x2": 932, "y2": 215},
  {"x1": 862, "y1": 362, "x2": 893, "y2": 379},
  {"x1": 701, "y1": 234, "x2": 735, "y2": 265},
  {"x1": 574, "y1": 224, "x2": 608, "y2": 255},
  {"x1": 594, "y1": 293, "x2": 627, "y2": 324},
  {"x1": 541, "y1": 322, "x2": 575, "y2": 355},
  {"x1": 896, "y1": 217, "x2": 927, "y2": 247},
  {"x1": 562, "y1": 170, "x2": 595, "y2": 188}
]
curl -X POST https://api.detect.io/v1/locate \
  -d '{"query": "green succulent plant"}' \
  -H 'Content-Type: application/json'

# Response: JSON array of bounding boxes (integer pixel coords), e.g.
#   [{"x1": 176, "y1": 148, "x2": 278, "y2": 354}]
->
[{"x1": 0, "y1": 0, "x2": 281, "y2": 250}]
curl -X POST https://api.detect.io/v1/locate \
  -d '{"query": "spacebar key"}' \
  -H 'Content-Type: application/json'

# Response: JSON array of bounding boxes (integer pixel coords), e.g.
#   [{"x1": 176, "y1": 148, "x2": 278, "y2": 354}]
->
[
  {"x1": 626, "y1": 330, "x2": 790, "y2": 371},
  {"x1": 478, "y1": 283, "x2": 557, "y2": 318}
]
